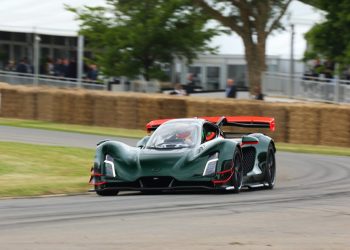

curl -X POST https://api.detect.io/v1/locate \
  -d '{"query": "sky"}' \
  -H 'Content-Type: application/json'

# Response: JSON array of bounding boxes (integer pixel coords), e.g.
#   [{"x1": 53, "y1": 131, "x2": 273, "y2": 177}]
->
[
  {"x1": 0, "y1": 0, "x2": 324, "y2": 59},
  {"x1": 210, "y1": 1, "x2": 324, "y2": 59}
]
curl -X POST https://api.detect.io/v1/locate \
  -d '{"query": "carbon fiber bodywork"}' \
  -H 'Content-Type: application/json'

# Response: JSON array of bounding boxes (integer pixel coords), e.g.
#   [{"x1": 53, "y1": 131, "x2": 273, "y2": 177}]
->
[{"x1": 90, "y1": 118, "x2": 276, "y2": 194}]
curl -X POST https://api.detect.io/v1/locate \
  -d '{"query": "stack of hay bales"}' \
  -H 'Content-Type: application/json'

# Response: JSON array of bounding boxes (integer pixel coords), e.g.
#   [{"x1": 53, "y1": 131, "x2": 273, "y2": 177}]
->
[
  {"x1": 186, "y1": 97, "x2": 210, "y2": 117},
  {"x1": 287, "y1": 104, "x2": 321, "y2": 145},
  {"x1": 36, "y1": 87, "x2": 56, "y2": 121},
  {"x1": 0, "y1": 83, "x2": 37, "y2": 119},
  {"x1": 261, "y1": 103, "x2": 288, "y2": 143},
  {"x1": 1, "y1": 82, "x2": 349, "y2": 147},
  {"x1": 137, "y1": 94, "x2": 162, "y2": 129},
  {"x1": 92, "y1": 91, "x2": 119, "y2": 127},
  {"x1": 37, "y1": 87, "x2": 94, "y2": 125},
  {"x1": 115, "y1": 93, "x2": 139, "y2": 129},
  {"x1": 71, "y1": 90, "x2": 94, "y2": 125},
  {"x1": 158, "y1": 95, "x2": 187, "y2": 119},
  {"x1": 50, "y1": 89, "x2": 76, "y2": 124},
  {"x1": 319, "y1": 106, "x2": 350, "y2": 147}
]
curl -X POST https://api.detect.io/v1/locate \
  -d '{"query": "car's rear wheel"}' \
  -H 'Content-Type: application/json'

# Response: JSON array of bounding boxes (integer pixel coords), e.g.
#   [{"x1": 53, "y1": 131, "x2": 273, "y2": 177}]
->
[
  {"x1": 264, "y1": 144, "x2": 276, "y2": 189},
  {"x1": 230, "y1": 149, "x2": 243, "y2": 193},
  {"x1": 96, "y1": 188, "x2": 119, "y2": 196}
]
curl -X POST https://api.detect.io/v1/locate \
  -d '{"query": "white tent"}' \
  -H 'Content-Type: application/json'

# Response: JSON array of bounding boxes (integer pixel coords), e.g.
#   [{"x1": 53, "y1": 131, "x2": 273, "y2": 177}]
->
[{"x1": 0, "y1": 0, "x2": 106, "y2": 36}]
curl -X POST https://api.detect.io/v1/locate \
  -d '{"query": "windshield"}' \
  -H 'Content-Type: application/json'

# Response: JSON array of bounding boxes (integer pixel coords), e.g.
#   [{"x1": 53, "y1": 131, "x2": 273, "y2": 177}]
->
[{"x1": 146, "y1": 121, "x2": 200, "y2": 149}]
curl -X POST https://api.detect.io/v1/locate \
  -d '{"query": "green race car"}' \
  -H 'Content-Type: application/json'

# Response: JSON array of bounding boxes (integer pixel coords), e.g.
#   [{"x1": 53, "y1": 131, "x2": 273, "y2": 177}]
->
[{"x1": 89, "y1": 116, "x2": 276, "y2": 196}]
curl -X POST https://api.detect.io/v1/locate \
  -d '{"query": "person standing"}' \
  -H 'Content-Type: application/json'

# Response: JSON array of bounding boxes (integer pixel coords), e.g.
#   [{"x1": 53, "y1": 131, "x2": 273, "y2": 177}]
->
[
  {"x1": 169, "y1": 83, "x2": 187, "y2": 96},
  {"x1": 226, "y1": 78, "x2": 237, "y2": 98},
  {"x1": 184, "y1": 73, "x2": 195, "y2": 95},
  {"x1": 254, "y1": 86, "x2": 264, "y2": 100}
]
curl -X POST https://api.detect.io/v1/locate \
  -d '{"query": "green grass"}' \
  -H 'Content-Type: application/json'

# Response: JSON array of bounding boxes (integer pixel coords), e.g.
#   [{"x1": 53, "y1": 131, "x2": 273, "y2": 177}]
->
[
  {"x1": 0, "y1": 118, "x2": 146, "y2": 138},
  {"x1": 276, "y1": 143, "x2": 350, "y2": 157},
  {"x1": 0, "y1": 141, "x2": 94, "y2": 197}
]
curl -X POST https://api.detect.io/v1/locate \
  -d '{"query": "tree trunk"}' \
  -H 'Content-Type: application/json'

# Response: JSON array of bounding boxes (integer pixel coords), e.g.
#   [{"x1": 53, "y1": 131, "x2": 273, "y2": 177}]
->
[{"x1": 243, "y1": 36, "x2": 267, "y2": 95}]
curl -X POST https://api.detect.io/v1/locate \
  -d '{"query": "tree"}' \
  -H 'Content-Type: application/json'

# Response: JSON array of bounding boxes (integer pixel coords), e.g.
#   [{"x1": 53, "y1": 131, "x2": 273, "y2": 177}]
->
[
  {"x1": 69, "y1": 0, "x2": 220, "y2": 81},
  {"x1": 192, "y1": 0, "x2": 292, "y2": 93},
  {"x1": 303, "y1": 0, "x2": 350, "y2": 70}
]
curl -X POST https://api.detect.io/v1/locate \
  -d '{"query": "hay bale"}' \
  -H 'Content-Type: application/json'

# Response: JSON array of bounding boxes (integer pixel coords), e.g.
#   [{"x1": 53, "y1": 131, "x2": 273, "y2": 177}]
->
[
  {"x1": 186, "y1": 98, "x2": 210, "y2": 117},
  {"x1": 36, "y1": 88, "x2": 58, "y2": 121},
  {"x1": 71, "y1": 92, "x2": 94, "y2": 125},
  {"x1": 115, "y1": 94, "x2": 139, "y2": 129},
  {"x1": 92, "y1": 92, "x2": 119, "y2": 127},
  {"x1": 0, "y1": 86, "x2": 37, "y2": 119},
  {"x1": 137, "y1": 95, "x2": 162, "y2": 128},
  {"x1": 158, "y1": 96, "x2": 187, "y2": 118},
  {"x1": 261, "y1": 103, "x2": 288, "y2": 143},
  {"x1": 287, "y1": 104, "x2": 321, "y2": 145},
  {"x1": 319, "y1": 106, "x2": 350, "y2": 147}
]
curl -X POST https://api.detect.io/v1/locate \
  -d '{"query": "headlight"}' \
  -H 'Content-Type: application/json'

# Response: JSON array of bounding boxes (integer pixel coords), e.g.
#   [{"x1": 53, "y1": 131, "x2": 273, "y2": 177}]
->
[
  {"x1": 203, "y1": 153, "x2": 219, "y2": 176},
  {"x1": 104, "y1": 154, "x2": 116, "y2": 177}
]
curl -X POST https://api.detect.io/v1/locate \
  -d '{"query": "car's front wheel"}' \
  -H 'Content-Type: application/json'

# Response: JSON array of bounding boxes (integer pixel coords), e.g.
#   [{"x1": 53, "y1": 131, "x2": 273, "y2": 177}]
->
[{"x1": 96, "y1": 188, "x2": 119, "y2": 196}]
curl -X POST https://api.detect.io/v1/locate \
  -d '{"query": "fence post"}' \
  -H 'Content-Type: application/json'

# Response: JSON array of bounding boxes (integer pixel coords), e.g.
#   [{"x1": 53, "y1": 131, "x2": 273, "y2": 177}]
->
[
  {"x1": 289, "y1": 24, "x2": 295, "y2": 98},
  {"x1": 77, "y1": 35, "x2": 84, "y2": 88},
  {"x1": 334, "y1": 76, "x2": 339, "y2": 103},
  {"x1": 33, "y1": 34, "x2": 41, "y2": 86}
]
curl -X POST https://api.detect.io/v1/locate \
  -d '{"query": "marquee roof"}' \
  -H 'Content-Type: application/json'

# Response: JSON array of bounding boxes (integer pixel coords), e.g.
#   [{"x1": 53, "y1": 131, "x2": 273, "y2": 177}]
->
[{"x1": 0, "y1": 0, "x2": 105, "y2": 36}]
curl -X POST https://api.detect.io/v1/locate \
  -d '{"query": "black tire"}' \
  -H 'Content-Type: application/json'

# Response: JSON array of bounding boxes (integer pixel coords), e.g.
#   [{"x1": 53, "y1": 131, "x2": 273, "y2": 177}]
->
[
  {"x1": 265, "y1": 144, "x2": 276, "y2": 189},
  {"x1": 96, "y1": 189, "x2": 119, "y2": 196},
  {"x1": 230, "y1": 149, "x2": 243, "y2": 193}
]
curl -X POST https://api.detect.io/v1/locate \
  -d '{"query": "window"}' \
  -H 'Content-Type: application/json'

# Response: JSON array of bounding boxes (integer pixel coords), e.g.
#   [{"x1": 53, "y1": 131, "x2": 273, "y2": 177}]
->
[
  {"x1": 0, "y1": 31, "x2": 11, "y2": 41},
  {"x1": 206, "y1": 66, "x2": 220, "y2": 90},
  {"x1": 227, "y1": 65, "x2": 247, "y2": 87}
]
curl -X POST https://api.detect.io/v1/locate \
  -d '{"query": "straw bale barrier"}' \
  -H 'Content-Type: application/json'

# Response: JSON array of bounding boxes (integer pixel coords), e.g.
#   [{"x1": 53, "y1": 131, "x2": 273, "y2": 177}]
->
[
  {"x1": 0, "y1": 83, "x2": 349, "y2": 147},
  {"x1": 287, "y1": 105, "x2": 321, "y2": 145},
  {"x1": 0, "y1": 84, "x2": 37, "y2": 119},
  {"x1": 319, "y1": 106, "x2": 350, "y2": 147}
]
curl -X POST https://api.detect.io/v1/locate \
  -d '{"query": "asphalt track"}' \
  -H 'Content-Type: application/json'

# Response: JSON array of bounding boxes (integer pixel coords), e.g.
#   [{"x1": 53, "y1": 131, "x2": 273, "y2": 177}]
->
[{"x1": 0, "y1": 126, "x2": 350, "y2": 250}]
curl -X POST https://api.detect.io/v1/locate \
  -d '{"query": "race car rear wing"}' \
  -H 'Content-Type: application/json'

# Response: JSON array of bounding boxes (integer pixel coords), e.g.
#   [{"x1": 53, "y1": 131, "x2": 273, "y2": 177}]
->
[
  {"x1": 146, "y1": 119, "x2": 171, "y2": 133},
  {"x1": 146, "y1": 116, "x2": 275, "y2": 133},
  {"x1": 201, "y1": 116, "x2": 275, "y2": 132}
]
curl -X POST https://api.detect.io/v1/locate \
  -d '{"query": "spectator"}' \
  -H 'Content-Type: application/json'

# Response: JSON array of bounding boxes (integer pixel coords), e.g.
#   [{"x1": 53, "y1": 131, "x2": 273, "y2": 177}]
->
[
  {"x1": 226, "y1": 78, "x2": 237, "y2": 98},
  {"x1": 184, "y1": 73, "x2": 195, "y2": 95},
  {"x1": 16, "y1": 57, "x2": 32, "y2": 74},
  {"x1": 4, "y1": 60, "x2": 16, "y2": 71},
  {"x1": 45, "y1": 57, "x2": 55, "y2": 75},
  {"x1": 254, "y1": 86, "x2": 264, "y2": 100},
  {"x1": 87, "y1": 64, "x2": 99, "y2": 81},
  {"x1": 66, "y1": 58, "x2": 77, "y2": 79},
  {"x1": 169, "y1": 83, "x2": 186, "y2": 96},
  {"x1": 54, "y1": 58, "x2": 65, "y2": 77}
]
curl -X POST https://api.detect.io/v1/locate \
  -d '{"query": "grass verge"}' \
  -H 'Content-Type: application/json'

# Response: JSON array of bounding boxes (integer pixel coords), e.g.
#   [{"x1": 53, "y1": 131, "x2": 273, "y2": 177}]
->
[
  {"x1": 0, "y1": 141, "x2": 93, "y2": 198},
  {"x1": 276, "y1": 143, "x2": 350, "y2": 157}
]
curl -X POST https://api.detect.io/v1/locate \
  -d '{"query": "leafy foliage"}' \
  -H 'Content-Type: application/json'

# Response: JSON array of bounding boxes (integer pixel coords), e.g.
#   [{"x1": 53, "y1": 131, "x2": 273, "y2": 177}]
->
[
  {"x1": 69, "y1": 0, "x2": 220, "y2": 80},
  {"x1": 304, "y1": 0, "x2": 350, "y2": 67}
]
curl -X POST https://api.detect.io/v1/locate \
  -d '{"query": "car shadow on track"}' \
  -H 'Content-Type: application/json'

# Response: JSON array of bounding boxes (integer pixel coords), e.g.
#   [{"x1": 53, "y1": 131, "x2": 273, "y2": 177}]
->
[{"x1": 115, "y1": 187, "x2": 270, "y2": 197}]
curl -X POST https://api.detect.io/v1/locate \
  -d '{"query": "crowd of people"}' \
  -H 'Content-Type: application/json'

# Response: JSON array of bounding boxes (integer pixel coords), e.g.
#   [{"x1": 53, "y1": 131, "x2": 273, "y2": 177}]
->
[
  {"x1": 169, "y1": 73, "x2": 264, "y2": 100},
  {"x1": 3, "y1": 57, "x2": 99, "y2": 81}
]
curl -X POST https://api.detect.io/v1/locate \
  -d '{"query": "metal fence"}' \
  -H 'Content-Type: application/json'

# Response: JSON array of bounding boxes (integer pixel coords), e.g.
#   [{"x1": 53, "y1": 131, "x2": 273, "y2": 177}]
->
[
  {"x1": 0, "y1": 70, "x2": 105, "y2": 90},
  {"x1": 262, "y1": 72, "x2": 350, "y2": 103}
]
